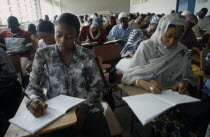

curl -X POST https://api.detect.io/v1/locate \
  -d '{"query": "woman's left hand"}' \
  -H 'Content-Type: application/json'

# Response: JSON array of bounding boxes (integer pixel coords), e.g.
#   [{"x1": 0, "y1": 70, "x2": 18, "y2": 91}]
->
[{"x1": 172, "y1": 81, "x2": 189, "y2": 95}]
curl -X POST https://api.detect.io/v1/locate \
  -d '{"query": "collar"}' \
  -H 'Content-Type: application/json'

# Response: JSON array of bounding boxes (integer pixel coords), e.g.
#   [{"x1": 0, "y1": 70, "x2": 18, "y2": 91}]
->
[
  {"x1": 9, "y1": 28, "x2": 22, "y2": 36},
  {"x1": 54, "y1": 44, "x2": 77, "y2": 61},
  {"x1": 119, "y1": 24, "x2": 132, "y2": 30}
]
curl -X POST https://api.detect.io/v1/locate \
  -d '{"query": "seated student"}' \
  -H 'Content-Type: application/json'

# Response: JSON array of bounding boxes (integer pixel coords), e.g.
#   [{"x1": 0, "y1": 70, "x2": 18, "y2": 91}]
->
[
  {"x1": 28, "y1": 24, "x2": 40, "y2": 58},
  {"x1": 79, "y1": 17, "x2": 107, "y2": 45},
  {"x1": 122, "y1": 14, "x2": 206, "y2": 136},
  {"x1": 105, "y1": 16, "x2": 117, "y2": 36},
  {"x1": 28, "y1": 24, "x2": 40, "y2": 40},
  {"x1": 107, "y1": 12, "x2": 135, "y2": 47},
  {"x1": 128, "y1": 13, "x2": 139, "y2": 29},
  {"x1": 37, "y1": 21, "x2": 55, "y2": 49},
  {"x1": 181, "y1": 13, "x2": 201, "y2": 49},
  {"x1": 0, "y1": 16, "x2": 32, "y2": 87},
  {"x1": 197, "y1": 8, "x2": 210, "y2": 30},
  {"x1": 121, "y1": 15, "x2": 160, "y2": 57},
  {"x1": 180, "y1": 13, "x2": 202, "y2": 71},
  {"x1": 25, "y1": 13, "x2": 111, "y2": 137},
  {"x1": 0, "y1": 48, "x2": 22, "y2": 137}
]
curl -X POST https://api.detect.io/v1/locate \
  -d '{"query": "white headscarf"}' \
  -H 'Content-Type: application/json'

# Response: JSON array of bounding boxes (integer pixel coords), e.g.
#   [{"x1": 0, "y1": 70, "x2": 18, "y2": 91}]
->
[{"x1": 122, "y1": 14, "x2": 195, "y2": 88}]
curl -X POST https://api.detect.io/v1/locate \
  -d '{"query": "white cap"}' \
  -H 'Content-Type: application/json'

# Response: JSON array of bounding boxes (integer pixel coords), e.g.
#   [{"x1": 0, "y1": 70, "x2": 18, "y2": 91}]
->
[
  {"x1": 118, "y1": 12, "x2": 127, "y2": 20},
  {"x1": 181, "y1": 10, "x2": 192, "y2": 16}
]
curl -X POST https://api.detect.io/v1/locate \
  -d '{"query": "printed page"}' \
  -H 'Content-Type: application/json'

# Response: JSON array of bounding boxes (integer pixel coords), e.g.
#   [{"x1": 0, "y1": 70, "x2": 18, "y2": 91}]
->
[
  {"x1": 153, "y1": 90, "x2": 200, "y2": 106},
  {"x1": 9, "y1": 108, "x2": 63, "y2": 134},
  {"x1": 123, "y1": 94, "x2": 172, "y2": 126},
  {"x1": 46, "y1": 95, "x2": 85, "y2": 114}
]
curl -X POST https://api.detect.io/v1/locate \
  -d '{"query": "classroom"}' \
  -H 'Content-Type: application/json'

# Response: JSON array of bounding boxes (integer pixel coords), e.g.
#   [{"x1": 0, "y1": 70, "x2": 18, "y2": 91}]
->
[{"x1": 1, "y1": 0, "x2": 210, "y2": 137}]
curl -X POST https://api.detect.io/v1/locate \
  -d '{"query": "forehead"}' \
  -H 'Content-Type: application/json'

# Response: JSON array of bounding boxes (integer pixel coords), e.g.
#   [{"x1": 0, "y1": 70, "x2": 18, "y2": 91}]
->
[
  {"x1": 55, "y1": 23, "x2": 77, "y2": 33},
  {"x1": 120, "y1": 17, "x2": 128, "y2": 22},
  {"x1": 165, "y1": 27, "x2": 184, "y2": 36},
  {"x1": 38, "y1": 32, "x2": 52, "y2": 37}
]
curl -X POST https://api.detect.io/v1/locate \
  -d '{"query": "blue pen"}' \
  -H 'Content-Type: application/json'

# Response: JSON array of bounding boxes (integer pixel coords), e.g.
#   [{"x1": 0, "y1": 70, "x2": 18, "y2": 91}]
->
[{"x1": 153, "y1": 72, "x2": 157, "y2": 81}]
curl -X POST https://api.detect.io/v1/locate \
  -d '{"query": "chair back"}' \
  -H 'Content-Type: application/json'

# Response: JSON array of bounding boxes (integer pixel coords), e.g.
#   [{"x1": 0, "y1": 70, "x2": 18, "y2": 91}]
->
[{"x1": 93, "y1": 44, "x2": 121, "y2": 63}]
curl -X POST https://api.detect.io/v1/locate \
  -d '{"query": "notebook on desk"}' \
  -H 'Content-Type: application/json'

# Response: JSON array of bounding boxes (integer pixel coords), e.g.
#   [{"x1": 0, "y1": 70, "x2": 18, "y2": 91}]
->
[
  {"x1": 9, "y1": 95, "x2": 85, "y2": 134},
  {"x1": 123, "y1": 90, "x2": 200, "y2": 126},
  {"x1": 103, "y1": 39, "x2": 127, "y2": 45}
]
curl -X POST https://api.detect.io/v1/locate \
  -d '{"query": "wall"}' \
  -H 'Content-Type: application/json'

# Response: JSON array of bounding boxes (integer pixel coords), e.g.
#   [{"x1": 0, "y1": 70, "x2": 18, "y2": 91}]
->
[
  {"x1": 60, "y1": 0, "x2": 130, "y2": 15},
  {"x1": 194, "y1": 0, "x2": 210, "y2": 14},
  {"x1": 130, "y1": 0, "x2": 177, "y2": 14}
]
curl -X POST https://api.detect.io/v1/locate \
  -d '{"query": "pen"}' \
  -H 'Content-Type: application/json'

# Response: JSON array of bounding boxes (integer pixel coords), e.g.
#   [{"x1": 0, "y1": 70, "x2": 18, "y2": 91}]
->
[
  {"x1": 153, "y1": 72, "x2": 157, "y2": 81},
  {"x1": 22, "y1": 91, "x2": 33, "y2": 102}
]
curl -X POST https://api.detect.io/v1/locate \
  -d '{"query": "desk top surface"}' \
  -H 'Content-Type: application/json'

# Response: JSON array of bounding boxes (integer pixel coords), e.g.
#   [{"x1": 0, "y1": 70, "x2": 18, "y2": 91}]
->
[
  {"x1": 4, "y1": 98, "x2": 77, "y2": 137},
  {"x1": 118, "y1": 84, "x2": 150, "y2": 96}
]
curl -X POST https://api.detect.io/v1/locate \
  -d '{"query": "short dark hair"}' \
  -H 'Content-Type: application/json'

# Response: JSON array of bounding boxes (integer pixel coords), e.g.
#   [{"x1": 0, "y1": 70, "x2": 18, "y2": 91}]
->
[
  {"x1": 37, "y1": 21, "x2": 54, "y2": 33},
  {"x1": 55, "y1": 13, "x2": 80, "y2": 35},
  {"x1": 28, "y1": 24, "x2": 37, "y2": 34},
  {"x1": 7, "y1": 16, "x2": 20, "y2": 26},
  {"x1": 200, "y1": 8, "x2": 208, "y2": 13}
]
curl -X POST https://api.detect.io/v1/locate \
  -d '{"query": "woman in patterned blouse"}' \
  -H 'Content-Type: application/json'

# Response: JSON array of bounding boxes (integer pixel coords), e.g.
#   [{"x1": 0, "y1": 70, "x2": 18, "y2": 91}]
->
[{"x1": 25, "y1": 13, "x2": 111, "y2": 137}]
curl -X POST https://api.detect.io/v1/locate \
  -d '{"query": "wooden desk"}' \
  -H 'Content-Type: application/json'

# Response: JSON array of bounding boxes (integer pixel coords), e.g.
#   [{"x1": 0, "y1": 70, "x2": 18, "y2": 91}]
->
[
  {"x1": 117, "y1": 84, "x2": 149, "y2": 96},
  {"x1": 105, "y1": 103, "x2": 123, "y2": 136},
  {"x1": 4, "y1": 98, "x2": 77, "y2": 137}
]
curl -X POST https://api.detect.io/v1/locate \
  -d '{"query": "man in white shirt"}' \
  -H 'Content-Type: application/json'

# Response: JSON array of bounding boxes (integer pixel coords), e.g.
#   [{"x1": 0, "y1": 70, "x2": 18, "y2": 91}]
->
[{"x1": 197, "y1": 8, "x2": 210, "y2": 30}]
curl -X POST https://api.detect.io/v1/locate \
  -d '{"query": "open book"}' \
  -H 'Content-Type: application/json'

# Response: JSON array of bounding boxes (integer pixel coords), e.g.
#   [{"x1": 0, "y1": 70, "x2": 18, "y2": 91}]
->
[
  {"x1": 9, "y1": 95, "x2": 85, "y2": 134},
  {"x1": 81, "y1": 42, "x2": 98, "y2": 46},
  {"x1": 123, "y1": 90, "x2": 200, "y2": 126}
]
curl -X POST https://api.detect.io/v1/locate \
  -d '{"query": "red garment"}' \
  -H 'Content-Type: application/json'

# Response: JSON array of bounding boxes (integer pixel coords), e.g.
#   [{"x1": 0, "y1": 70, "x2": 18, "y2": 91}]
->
[
  {"x1": 0, "y1": 28, "x2": 32, "y2": 58},
  {"x1": 79, "y1": 25, "x2": 107, "y2": 44}
]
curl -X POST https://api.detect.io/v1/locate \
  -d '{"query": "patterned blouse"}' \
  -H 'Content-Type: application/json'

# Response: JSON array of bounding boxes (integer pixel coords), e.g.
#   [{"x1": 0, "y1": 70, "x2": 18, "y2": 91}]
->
[
  {"x1": 25, "y1": 44, "x2": 104, "y2": 112},
  {"x1": 120, "y1": 29, "x2": 149, "y2": 57}
]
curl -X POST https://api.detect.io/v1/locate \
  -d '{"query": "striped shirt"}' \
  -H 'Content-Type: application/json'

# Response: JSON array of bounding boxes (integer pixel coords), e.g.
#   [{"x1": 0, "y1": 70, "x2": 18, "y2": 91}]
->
[{"x1": 0, "y1": 28, "x2": 32, "y2": 52}]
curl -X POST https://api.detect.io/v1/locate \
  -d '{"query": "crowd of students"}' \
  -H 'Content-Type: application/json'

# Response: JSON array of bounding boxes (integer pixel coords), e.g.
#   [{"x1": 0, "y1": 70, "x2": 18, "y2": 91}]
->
[{"x1": 0, "y1": 6, "x2": 210, "y2": 137}]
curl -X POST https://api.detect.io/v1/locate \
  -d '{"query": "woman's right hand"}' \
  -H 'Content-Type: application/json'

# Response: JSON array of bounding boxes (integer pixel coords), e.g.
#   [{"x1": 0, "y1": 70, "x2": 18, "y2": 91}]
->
[
  {"x1": 28, "y1": 99, "x2": 48, "y2": 117},
  {"x1": 147, "y1": 80, "x2": 163, "y2": 94}
]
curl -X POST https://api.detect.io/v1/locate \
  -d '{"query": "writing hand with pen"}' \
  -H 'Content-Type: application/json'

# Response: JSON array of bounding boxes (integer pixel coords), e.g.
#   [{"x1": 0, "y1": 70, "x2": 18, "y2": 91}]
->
[
  {"x1": 28, "y1": 99, "x2": 48, "y2": 117},
  {"x1": 24, "y1": 92, "x2": 48, "y2": 117}
]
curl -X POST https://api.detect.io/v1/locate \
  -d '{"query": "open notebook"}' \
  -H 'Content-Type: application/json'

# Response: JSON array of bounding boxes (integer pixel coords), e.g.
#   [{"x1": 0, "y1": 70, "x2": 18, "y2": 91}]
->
[
  {"x1": 9, "y1": 95, "x2": 85, "y2": 134},
  {"x1": 103, "y1": 39, "x2": 127, "y2": 45},
  {"x1": 123, "y1": 90, "x2": 200, "y2": 126}
]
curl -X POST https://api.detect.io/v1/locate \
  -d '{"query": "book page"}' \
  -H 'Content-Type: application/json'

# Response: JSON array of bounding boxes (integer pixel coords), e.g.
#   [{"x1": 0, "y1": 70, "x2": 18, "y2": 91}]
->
[
  {"x1": 153, "y1": 90, "x2": 200, "y2": 106},
  {"x1": 123, "y1": 94, "x2": 172, "y2": 126},
  {"x1": 9, "y1": 108, "x2": 63, "y2": 134},
  {"x1": 46, "y1": 95, "x2": 85, "y2": 113}
]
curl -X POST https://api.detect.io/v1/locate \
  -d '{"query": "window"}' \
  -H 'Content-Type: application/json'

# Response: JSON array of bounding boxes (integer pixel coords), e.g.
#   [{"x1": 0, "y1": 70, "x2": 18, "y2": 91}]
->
[
  {"x1": 0, "y1": 0, "x2": 61, "y2": 26},
  {"x1": 40, "y1": 0, "x2": 61, "y2": 21}
]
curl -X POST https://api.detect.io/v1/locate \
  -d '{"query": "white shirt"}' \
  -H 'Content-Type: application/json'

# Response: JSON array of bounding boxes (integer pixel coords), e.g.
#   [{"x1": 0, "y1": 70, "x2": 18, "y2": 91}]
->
[
  {"x1": 38, "y1": 39, "x2": 48, "y2": 49},
  {"x1": 197, "y1": 16, "x2": 210, "y2": 29}
]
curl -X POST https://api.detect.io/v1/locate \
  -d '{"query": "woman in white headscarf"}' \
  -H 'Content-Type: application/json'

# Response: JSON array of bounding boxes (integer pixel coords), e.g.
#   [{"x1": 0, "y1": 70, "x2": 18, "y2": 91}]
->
[
  {"x1": 122, "y1": 14, "x2": 207, "y2": 137},
  {"x1": 122, "y1": 13, "x2": 195, "y2": 93}
]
